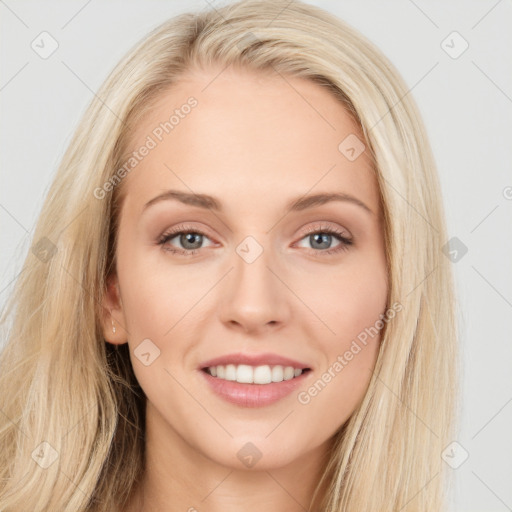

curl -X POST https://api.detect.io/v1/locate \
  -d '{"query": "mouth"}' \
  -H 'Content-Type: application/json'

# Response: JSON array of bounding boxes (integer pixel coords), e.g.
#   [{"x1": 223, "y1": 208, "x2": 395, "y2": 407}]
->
[
  {"x1": 199, "y1": 364, "x2": 313, "y2": 408},
  {"x1": 201, "y1": 364, "x2": 312, "y2": 385}
]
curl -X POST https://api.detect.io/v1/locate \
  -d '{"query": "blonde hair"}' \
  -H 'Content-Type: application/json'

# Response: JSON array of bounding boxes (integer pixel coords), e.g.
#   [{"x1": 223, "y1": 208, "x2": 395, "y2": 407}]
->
[{"x1": 0, "y1": 1, "x2": 459, "y2": 510}]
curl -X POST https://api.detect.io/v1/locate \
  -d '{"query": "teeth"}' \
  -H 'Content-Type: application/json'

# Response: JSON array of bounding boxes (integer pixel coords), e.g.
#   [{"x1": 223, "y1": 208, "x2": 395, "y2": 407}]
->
[
  {"x1": 254, "y1": 365, "x2": 272, "y2": 384},
  {"x1": 205, "y1": 364, "x2": 306, "y2": 384},
  {"x1": 271, "y1": 365, "x2": 283, "y2": 382},
  {"x1": 225, "y1": 364, "x2": 237, "y2": 381}
]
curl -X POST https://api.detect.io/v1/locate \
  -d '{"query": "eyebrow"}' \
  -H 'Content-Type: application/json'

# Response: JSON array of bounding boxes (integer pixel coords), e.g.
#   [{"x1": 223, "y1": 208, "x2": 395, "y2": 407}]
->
[{"x1": 142, "y1": 190, "x2": 374, "y2": 215}]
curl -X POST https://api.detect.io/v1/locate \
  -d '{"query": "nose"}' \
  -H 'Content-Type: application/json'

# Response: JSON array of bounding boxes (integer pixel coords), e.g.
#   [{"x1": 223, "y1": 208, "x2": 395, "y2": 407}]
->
[{"x1": 218, "y1": 243, "x2": 291, "y2": 334}]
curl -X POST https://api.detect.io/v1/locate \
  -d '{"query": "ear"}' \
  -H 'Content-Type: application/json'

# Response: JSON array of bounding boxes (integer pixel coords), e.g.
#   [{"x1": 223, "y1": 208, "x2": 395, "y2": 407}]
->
[{"x1": 101, "y1": 272, "x2": 128, "y2": 345}]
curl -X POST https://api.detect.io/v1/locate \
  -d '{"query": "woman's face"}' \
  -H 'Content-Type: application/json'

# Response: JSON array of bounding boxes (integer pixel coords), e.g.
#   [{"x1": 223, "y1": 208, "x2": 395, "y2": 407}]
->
[{"x1": 103, "y1": 65, "x2": 388, "y2": 470}]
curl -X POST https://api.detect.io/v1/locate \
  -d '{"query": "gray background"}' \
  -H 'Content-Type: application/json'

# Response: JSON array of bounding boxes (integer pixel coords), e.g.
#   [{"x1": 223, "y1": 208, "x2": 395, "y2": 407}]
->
[{"x1": 1, "y1": 1, "x2": 511, "y2": 510}]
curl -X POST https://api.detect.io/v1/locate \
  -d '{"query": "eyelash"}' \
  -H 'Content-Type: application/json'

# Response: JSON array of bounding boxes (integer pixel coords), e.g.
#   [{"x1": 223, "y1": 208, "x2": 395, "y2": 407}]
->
[{"x1": 156, "y1": 223, "x2": 353, "y2": 257}]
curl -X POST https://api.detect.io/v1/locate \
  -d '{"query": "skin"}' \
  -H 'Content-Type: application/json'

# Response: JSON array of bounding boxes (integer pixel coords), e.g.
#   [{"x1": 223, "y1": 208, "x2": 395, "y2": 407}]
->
[{"x1": 101, "y1": 64, "x2": 388, "y2": 512}]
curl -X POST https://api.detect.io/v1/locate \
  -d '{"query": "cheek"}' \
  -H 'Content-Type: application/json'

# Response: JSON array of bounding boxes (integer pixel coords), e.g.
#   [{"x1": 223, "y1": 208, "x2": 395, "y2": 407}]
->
[
  {"x1": 298, "y1": 276, "x2": 385, "y2": 427},
  {"x1": 296, "y1": 254, "x2": 387, "y2": 411},
  {"x1": 332, "y1": 268, "x2": 386, "y2": 379},
  {"x1": 296, "y1": 255, "x2": 388, "y2": 344},
  {"x1": 117, "y1": 243, "x2": 207, "y2": 338},
  {"x1": 338, "y1": 267, "x2": 387, "y2": 338}
]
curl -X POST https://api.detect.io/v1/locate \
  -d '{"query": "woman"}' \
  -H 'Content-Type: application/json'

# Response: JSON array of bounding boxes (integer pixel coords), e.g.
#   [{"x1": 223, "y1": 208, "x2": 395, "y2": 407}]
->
[{"x1": 0, "y1": 0, "x2": 459, "y2": 510}]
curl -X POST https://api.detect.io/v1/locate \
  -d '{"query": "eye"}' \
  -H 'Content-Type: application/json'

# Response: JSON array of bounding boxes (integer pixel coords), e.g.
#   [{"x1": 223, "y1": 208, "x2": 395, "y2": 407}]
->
[
  {"x1": 157, "y1": 222, "x2": 353, "y2": 257},
  {"x1": 157, "y1": 224, "x2": 214, "y2": 256},
  {"x1": 294, "y1": 223, "x2": 353, "y2": 256}
]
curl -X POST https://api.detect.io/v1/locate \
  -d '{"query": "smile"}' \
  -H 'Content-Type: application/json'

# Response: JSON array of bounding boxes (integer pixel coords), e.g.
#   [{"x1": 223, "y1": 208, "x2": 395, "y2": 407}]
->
[{"x1": 203, "y1": 364, "x2": 309, "y2": 384}]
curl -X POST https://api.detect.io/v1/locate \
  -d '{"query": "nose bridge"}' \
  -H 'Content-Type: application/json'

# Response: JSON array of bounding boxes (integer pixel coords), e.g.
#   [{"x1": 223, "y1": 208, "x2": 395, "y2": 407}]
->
[
  {"x1": 236, "y1": 236, "x2": 273, "y2": 289},
  {"x1": 218, "y1": 234, "x2": 290, "y2": 331},
  {"x1": 232, "y1": 234, "x2": 278, "y2": 301}
]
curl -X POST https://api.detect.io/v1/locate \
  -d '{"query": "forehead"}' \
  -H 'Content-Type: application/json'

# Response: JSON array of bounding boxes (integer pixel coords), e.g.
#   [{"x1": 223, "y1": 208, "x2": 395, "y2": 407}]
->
[{"x1": 119, "y1": 65, "x2": 380, "y2": 218}]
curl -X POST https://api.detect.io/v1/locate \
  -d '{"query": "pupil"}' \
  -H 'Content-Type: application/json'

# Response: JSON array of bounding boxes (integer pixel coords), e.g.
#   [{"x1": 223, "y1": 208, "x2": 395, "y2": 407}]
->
[
  {"x1": 311, "y1": 233, "x2": 331, "y2": 249},
  {"x1": 182, "y1": 233, "x2": 202, "y2": 249}
]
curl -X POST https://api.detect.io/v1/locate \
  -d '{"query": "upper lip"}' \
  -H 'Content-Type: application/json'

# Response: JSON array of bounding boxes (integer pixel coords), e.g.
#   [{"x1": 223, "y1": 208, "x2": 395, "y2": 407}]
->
[{"x1": 199, "y1": 352, "x2": 312, "y2": 370}]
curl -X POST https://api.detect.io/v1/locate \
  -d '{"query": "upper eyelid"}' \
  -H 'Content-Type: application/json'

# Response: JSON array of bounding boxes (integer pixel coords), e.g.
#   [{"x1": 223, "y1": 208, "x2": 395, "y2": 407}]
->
[{"x1": 301, "y1": 223, "x2": 352, "y2": 238}]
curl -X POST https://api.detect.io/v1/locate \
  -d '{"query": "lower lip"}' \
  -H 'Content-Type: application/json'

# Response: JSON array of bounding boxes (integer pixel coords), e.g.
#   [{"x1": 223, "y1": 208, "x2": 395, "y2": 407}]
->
[{"x1": 199, "y1": 369, "x2": 311, "y2": 408}]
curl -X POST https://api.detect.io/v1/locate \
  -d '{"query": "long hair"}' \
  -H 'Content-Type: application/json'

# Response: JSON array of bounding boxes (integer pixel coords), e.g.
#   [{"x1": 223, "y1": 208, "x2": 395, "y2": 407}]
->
[{"x1": 0, "y1": 1, "x2": 459, "y2": 510}]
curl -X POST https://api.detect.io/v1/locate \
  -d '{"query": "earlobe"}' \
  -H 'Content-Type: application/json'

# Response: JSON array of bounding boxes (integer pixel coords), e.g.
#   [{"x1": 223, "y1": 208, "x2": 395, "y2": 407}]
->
[{"x1": 101, "y1": 273, "x2": 128, "y2": 345}]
